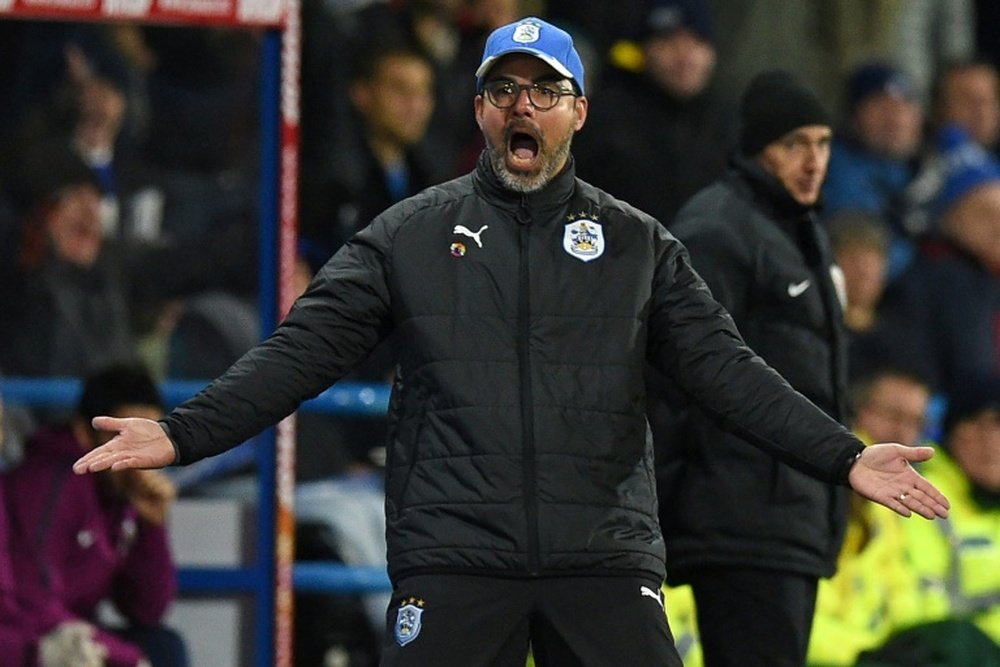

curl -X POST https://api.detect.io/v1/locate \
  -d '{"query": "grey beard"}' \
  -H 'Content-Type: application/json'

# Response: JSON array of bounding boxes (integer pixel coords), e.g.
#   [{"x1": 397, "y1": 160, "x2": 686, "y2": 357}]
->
[{"x1": 486, "y1": 131, "x2": 574, "y2": 193}]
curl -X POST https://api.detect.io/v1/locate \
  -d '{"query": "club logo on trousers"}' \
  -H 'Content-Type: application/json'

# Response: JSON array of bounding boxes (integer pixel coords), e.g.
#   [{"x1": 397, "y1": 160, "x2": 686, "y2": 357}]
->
[
  {"x1": 563, "y1": 219, "x2": 604, "y2": 262},
  {"x1": 394, "y1": 597, "x2": 425, "y2": 646}
]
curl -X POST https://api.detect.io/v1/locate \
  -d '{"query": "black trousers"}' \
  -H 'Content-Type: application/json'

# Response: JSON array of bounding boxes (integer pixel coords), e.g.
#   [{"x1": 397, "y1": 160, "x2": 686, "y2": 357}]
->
[
  {"x1": 380, "y1": 573, "x2": 684, "y2": 667},
  {"x1": 687, "y1": 566, "x2": 819, "y2": 667}
]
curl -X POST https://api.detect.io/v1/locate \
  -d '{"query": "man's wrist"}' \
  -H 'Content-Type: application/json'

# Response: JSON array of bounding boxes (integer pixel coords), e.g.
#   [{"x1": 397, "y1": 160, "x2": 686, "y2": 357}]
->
[
  {"x1": 157, "y1": 420, "x2": 181, "y2": 465},
  {"x1": 840, "y1": 447, "x2": 864, "y2": 486}
]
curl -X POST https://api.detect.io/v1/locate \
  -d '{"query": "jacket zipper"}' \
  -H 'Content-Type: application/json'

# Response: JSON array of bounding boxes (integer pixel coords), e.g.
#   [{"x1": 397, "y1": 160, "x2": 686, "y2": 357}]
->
[{"x1": 516, "y1": 197, "x2": 539, "y2": 574}]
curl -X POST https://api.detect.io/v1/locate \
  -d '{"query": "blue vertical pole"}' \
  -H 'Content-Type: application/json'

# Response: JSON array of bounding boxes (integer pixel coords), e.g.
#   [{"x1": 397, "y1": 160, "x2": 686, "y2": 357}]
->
[{"x1": 257, "y1": 28, "x2": 282, "y2": 667}]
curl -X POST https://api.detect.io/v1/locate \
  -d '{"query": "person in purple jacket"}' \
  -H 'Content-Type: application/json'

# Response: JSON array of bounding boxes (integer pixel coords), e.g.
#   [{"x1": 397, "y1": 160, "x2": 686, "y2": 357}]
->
[
  {"x1": 0, "y1": 394, "x2": 30, "y2": 667},
  {"x1": 1, "y1": 363, "x2": 188, "y2": 667}
]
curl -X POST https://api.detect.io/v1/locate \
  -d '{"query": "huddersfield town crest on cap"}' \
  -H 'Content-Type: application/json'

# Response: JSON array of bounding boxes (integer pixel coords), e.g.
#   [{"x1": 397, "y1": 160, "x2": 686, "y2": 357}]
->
[
  {"x1": 513, "y1": 21, "x2": 540, "y2": 44},
  {"x1": 476, "y1": 17, "x2": 586, "y2": 95},
  {"x1": 394, "y1": 598, "x2": 424, "y2": 646},
  {"x1": 563, "y1": 219, "x2": 605, "y2": 262}
]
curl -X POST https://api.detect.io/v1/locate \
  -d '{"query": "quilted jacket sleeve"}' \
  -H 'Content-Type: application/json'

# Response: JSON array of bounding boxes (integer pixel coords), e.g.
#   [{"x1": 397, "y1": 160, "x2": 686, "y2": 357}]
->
[
  {"x1": 163, "y1": 214, "x2": 396, "y2": 464},
  {"x1": 646, "y1": 226, "x2": 863, "y2": 484}
]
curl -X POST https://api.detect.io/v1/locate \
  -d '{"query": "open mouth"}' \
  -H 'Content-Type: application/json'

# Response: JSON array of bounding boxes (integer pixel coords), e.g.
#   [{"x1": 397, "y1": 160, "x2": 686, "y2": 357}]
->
[{"x1": 507, "y1": 130, "x2": 540, "y2": 169}]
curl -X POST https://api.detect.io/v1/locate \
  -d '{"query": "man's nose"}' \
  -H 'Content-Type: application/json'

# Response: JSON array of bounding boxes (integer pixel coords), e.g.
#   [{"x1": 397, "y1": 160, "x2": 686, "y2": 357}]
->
[
  {"x1": 804, "y1": 144, "x2": 829, "y2": 170},
  {"x1": 511, "y1": 87, "x2": 535, "y2": 115}
]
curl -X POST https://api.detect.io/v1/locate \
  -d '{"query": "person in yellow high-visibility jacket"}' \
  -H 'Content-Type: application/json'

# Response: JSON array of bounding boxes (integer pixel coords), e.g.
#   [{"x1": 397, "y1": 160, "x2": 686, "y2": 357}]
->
[
  {"x1": 661, "y1": 583, "x2": 704, "y2": 667},
  {"x1": 808, "y1": 369, "x2": 932, "y2": 666},
  {"x1": 892, "y1": 376, "x2": 1000, "y2": 645},
  {"x1": 808, "y1": 494, "x2": 919, "y2": 666}
]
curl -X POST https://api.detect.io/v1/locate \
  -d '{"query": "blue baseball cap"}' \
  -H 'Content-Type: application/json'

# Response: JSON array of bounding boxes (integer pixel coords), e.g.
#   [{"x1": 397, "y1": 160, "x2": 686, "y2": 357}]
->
[{"x1": 475, "y1": 17, "x2": 586, "y2": 96}]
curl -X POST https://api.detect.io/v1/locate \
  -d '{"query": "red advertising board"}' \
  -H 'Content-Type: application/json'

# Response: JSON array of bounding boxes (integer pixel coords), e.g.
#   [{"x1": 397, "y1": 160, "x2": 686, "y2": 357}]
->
[{"x1": 0, "y1": 0, "x2": 285, "y2": 27}]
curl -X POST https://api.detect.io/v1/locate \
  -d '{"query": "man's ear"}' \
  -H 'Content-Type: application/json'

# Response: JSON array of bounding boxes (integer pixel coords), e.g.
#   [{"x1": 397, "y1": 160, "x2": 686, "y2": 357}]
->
[
  {"x1": 573, "y1": 96, "x2": 588, "y2": 132},
  {"x1": 474, "y1": 94, "x2": 485, "y2": 130}
]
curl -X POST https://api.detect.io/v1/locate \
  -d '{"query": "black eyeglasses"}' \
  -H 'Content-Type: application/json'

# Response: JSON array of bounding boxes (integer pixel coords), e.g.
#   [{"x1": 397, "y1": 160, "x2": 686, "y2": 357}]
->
[{"x1": 482, "y1": 80, "x2": 577, "y2": 110}]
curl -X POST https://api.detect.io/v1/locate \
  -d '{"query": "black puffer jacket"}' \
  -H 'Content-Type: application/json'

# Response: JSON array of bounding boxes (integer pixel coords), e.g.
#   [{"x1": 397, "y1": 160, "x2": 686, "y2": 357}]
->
[
  {"x1": 163, "y1": 154, "x2": 863, "y2": 584},
  {"x1": 660, "y1": 155, "x2": 852, "y2": 582}
]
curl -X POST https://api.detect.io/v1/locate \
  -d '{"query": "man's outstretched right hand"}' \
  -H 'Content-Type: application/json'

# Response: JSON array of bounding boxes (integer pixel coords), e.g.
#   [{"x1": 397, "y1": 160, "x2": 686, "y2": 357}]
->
[{"x1": 73, "y1": 417, "x2": 177, "y2": 474}]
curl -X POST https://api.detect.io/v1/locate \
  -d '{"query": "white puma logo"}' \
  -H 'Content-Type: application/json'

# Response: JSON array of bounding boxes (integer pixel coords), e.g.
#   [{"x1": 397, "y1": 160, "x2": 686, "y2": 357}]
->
[
  {"x1": 787, "y1": 279, "x2": 811, "y2": 298},
  {"x1": 453, "y1": 224, "x2": 488, "y2": 248},
  {"x1": 639, "y1": 585, "x2": 663, "y2": 609}
]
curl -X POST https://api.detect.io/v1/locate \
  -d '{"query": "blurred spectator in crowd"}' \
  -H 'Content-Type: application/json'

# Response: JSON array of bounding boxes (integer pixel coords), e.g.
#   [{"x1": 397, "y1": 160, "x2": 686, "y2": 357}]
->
[
  {"x1": 932, "y1": 58, "x2": 1000, "y2": 154},
  {"x1": 0, "y1": 22, "x2": 148, "y2": 159},
  {"x1": 823, "y1": 60, "x2": 925, "y2": 279},
  {"x1": 901, "y1": 58, "x2": 1000, "y2": 241},
  {"x1": 573, "y1": 0, "x2": 736, "y2": 227},
  {"x1": 659, "y1": 70, "x2": 848, "y2": 667},
  {"x1": 299, "y1": 0, "x2": 499, "y2": 195},
  {"x1": 0, "y1": 394, "x2": 30, "y2": 665},
  {"x1": 0, "y1": 24, "x2": 156, "y2": 220},
  {"x1": 299, "y1": 0, "x2": 396, "y2": 206},
  {"x1": 807, "y1": 368, "x2": 933, "y2": 666},
  {"x1": 0, "y1": 146, "x2": 136, "y2": 378},
  {"x1": 889, "y1": 0, "x2": 976, "y2": 102},
  {"x1": 0, "y1": 23, "x2": 261, "y2": 384},
  {"x1": 399, "y1": 0, "x2": 535, "y2": 179},
  {"x1": 880, "y1": 125, "x2": 1000, "y2": 399},
  {"x1": 2, "y1": 39, "x2": 165, "y2": 254},
  {"x1": 850, "y1": 369, "x2": 933, "y2": 448},
  {"x1": 396, "y1": 0, "x2": 471, "y2": 178},
  {"x1": 57, "y1": 44, "x2": 163, "y2": 248},
  {"x1": 881, "y1": 374, "x2": 1000, "y2": 653},
  {"x1": 825, "y1": 210, "x2": 915, "y2": 383},
  {"x1": 1, "y1": 363, "x2": 188, "y2": 667},
  {"x1": 300, "y1": 41, "x2": 445, "y2": 258}
]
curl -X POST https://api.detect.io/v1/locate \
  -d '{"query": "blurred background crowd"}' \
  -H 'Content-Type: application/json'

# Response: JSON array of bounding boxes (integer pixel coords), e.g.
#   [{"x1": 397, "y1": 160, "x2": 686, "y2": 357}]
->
[{"x1": 0, "y1": 0, "x2": 999, "y2": 665}]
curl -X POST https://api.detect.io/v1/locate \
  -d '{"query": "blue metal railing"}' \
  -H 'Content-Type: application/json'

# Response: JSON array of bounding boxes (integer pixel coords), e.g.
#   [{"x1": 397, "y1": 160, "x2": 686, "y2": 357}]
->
[{"x1": 0, "y1": 377, "x2": 390, "y2": 416}]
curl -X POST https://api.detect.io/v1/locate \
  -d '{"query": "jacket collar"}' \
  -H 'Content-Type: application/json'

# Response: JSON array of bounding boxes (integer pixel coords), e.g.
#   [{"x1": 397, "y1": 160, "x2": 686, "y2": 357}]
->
[
  {"x1": 472, "y1": 150, "x2": 578, "y2": 214},
  {"x1": 730, "y1": 152, "x2": 818, "y2": 221}
]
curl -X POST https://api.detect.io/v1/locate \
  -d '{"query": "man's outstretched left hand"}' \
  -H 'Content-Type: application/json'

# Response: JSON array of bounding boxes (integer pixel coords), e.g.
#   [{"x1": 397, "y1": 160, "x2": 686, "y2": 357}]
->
[{"x1": 848, "y1": 444, "x2": 950, "y2": 519}]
